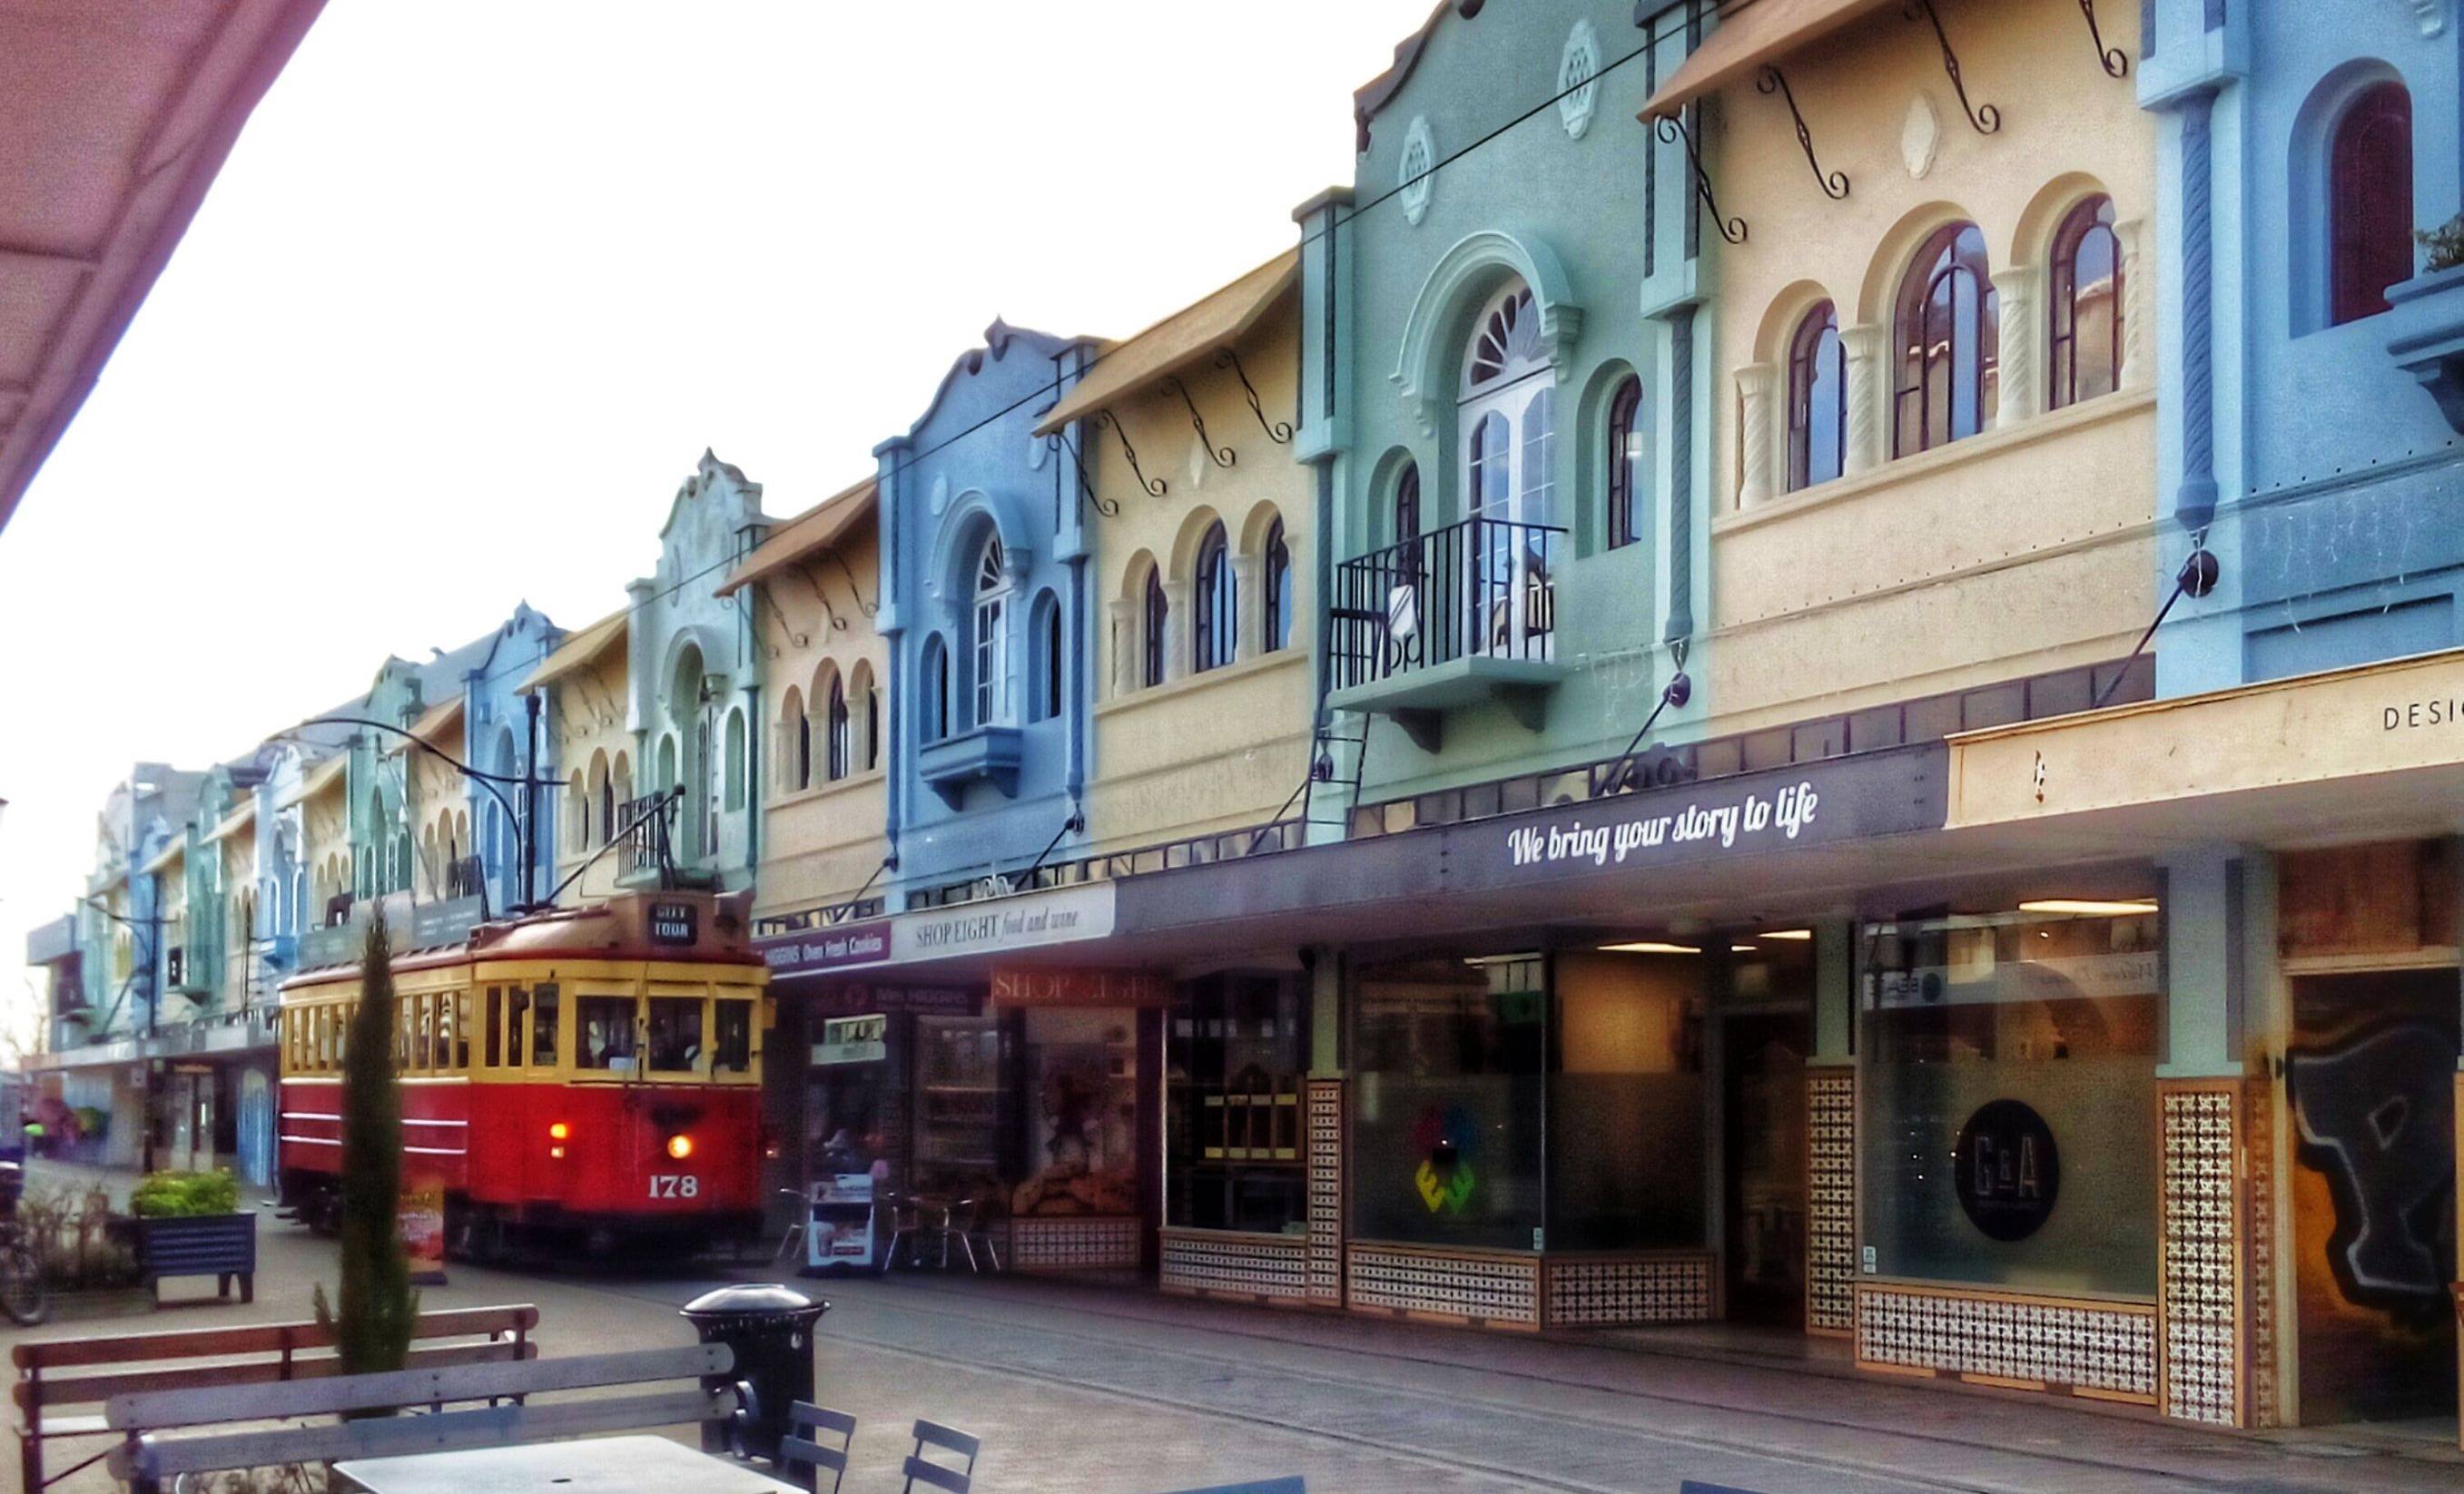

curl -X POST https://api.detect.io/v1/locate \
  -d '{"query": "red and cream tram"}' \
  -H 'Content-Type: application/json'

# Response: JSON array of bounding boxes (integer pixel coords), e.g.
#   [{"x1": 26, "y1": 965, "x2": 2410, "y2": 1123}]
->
[{"x1": 277, "y1": 890, "x2": 772, "y2": 1256}]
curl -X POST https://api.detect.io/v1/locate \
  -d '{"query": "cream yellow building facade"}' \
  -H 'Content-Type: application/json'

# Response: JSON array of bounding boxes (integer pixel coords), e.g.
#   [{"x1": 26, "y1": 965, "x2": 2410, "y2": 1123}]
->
[{"x1": 528, "y1": 608, "x2": 634, "y2": 909}]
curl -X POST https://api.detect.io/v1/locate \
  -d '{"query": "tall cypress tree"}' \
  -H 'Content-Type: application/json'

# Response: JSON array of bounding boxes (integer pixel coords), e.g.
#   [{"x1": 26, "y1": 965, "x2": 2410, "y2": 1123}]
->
[{"x1": 314, "y1": 914, "x2": 416, "y2": 1376}]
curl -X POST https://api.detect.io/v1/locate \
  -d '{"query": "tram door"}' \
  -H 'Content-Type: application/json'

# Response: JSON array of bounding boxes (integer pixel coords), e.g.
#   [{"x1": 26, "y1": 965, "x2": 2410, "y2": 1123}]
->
[
  {"x1": 1722, "y1": 1011, "x2": 1809, "y2": 1327},
  {"x1": 2288, "y1": 968, "x2": 2459, "y2": 1425}
]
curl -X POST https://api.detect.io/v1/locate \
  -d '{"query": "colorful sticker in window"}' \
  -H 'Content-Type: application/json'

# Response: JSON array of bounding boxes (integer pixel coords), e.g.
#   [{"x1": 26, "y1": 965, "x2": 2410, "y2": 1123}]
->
[{"x1": 1412, "y1": 1102, "x2": 1481, "y2": 1214}]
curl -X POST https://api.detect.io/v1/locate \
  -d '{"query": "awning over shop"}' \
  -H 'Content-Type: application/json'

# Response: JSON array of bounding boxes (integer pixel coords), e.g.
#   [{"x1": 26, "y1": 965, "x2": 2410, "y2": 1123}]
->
[
  {"x1": 277, "y1": 752, "x2": 345, "y2": 811},
  {"x1": 205, "y1": 801, "x2": 256, "y2": 844},
  {"x1": 387, "y1": 694, "x2": 464, "y2": 757},
  {"x1": 139, "y1": 837, "x2": 184, "y2": 879},
  {"x1": 1640, "y1": 0, "x2": 1896, "y2": 117},
  {"x1": 517, "y1": 606, "x2": 626, "y2": 694},
  {"x1": 715, "y1": 477, "x2": 877, "y2": 599},
  {"x1": 1032, "y1": 251, "x2": 1298, "y2": 437}
]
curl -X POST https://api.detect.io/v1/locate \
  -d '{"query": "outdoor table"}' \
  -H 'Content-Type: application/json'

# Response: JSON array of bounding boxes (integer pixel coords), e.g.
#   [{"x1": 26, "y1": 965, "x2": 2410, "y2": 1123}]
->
[{"x1": 335, "y1": 1433, "x2": 805, "y2": 1494}]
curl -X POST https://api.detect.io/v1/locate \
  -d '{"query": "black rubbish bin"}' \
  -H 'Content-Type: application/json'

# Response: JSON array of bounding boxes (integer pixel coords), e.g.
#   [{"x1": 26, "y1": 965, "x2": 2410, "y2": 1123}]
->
[{"x1": 679, "y1": 1283, "x2": 830, "y2": 1462}]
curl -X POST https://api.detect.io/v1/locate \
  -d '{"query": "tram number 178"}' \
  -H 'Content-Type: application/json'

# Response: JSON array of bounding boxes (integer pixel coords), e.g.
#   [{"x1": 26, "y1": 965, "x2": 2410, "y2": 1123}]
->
[{"x1": 647, "y1": 1175, "x2": 701, "y2": 1199}]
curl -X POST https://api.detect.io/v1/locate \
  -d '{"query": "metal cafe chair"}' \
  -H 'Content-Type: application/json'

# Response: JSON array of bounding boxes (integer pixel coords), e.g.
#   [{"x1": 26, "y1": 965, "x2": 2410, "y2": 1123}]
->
[
  {"x1": 901, "y1": 1418, "x2": 981, "y2": 1492},
  {"x1": 879, "y1": 1190, "x2": 928, "y2": 1272},
  {"x1": 773, "y1": 1186, "x2": 809, "y2": 1264},
  {"x1": 778, "y1": 1401, "x2": 858, "y2": 1494},
  {"x1": 933, "y1": 1194, "x2": 1001, "y2": 1273}
]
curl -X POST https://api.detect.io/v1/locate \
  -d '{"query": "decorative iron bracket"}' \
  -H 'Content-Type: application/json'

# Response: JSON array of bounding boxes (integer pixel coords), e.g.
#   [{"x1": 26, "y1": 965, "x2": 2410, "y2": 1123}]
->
[
  {"x1": 823, "y1": 550, "x2": 877, "y2": 618},
  {"x1": 1904, "y1": 0, "x2": 2001, "y2": 134},
  {"x1": 1095, "y1": 408, "x2": 1166, "y2": 497},
  {"x1": 1046, "y1": 429, "x2": 1121, "y2": 518},
  {"x1": 1757, "y1": 65, "x2": 1849, "y2": 201},
  {"x1": 2078, "y1": 0, "x2": 2127, "y2": 78},
  {"x1": 1164, "y1": 375, "x2": 1235, "y2": 468},
  {"x1": 1652, "y1": 111, "x2": 1747, "y2": 245},
  {"x1": 761, "y1": 583, "x2": 817, "y2": 651},
  {"x1": 1214, "y1": 348, "x2": 1293, "y2": 444},
  {"x1": 794, "y1": 559, "x2": 850, "y2": 631}
]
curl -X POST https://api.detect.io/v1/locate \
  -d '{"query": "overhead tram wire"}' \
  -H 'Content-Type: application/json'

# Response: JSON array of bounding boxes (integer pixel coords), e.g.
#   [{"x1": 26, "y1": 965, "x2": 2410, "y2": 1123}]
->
[{"x1": 568, "y1": 0, "x2": 1760, "y2": 643}]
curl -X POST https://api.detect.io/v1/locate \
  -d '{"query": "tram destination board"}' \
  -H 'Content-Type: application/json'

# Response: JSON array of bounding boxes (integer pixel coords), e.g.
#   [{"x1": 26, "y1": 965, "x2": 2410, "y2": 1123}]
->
[{"x1": 649, "y1": 900, "x2": 699, "y2": 946}]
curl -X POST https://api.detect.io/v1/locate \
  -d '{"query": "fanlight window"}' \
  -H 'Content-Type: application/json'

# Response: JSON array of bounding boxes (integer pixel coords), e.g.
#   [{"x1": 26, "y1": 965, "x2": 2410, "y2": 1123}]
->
[
  {"x1": 1464, "y1": 286, "x2": 1547, "y2": 394},
  {"x1": 1457, "y1": 280, "x2": 1557, "y2": 662}
]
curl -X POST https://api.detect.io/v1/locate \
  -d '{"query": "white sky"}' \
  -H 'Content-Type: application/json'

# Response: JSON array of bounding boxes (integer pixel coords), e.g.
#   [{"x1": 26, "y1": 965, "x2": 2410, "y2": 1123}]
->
[{"x1": 0, "y1": 1, "x2": 1441, "y2": 1049}]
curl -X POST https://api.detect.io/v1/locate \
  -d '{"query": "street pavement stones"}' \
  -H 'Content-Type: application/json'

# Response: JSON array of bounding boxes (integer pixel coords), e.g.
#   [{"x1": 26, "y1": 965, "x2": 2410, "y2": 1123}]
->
[{"x1": 6, "y1": 1163, "x2": 2461, "y2": 1492}]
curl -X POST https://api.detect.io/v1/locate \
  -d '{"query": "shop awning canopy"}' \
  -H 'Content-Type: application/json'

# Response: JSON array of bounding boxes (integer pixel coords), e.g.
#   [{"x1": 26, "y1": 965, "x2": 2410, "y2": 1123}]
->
[
  {"x1": 1640, "y1": 0, "x2": 1897, "y2": 118},
  {"x1": 715, "y1": 478, "x2": 877, "y2": 599},
  {"x1": 1032, "y1": 251, "x2": 1299, "y2": 437},
  {"x1": 518, "y1": 606, "x2": 626, "y2": 695},
  {"x1": 139, "y1": 837, "x2": 184, "y2": 879},
  {"x1": 205, "y1": 801, "x2": 256, "y2": 845},
  {"x1": 277, "y1": 752, "x2": 346, "y2": 811},
  {"x1": 1, "y1": 0, "x2": 326, "y2": 532}
]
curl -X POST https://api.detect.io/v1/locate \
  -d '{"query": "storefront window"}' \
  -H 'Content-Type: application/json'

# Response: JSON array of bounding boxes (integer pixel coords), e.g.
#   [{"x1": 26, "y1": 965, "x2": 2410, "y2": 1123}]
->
[
  {"x1": 1351, "y1": 953, "x2": 1545, "y2": 1251},
  {"x1": 577, "y1": 994, "x2": 636, "y2": 1071},
  {"x1": 1860, "y1": 902, "x2": 2160, "y2": 1296},
  {"x1": 1550, "y1": 950, "x2": 1706, "y2": 1252},
  {"x1": 1014, "y1": 1008, "x2": 1141, "y2": 1219},
  {"x1": 914, "y1": 1015, "x2": 1000, "y2": 1193},
  {"x1": 647, "y1": 997, "x2": 703, "y2": 1072},
  {"x1": 1168, "y1": 973, "x2": 1307, "y2": 1234}
]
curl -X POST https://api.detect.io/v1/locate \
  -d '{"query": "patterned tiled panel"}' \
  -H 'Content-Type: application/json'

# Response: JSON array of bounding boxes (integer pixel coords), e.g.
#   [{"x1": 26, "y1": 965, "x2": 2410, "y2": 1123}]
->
[
  {"x1": 1544, "y1": 1253, "x2": 1716, "y2": 1326},
  {"x1": 1009, "y1": 1215, "x2": 1142, "y2": 1272},
  {"x1": 1806, "y1": 1067, "x2": 1857, "y2": 1338},
  {"x1": 1346, "y1": 1243, "x2": 1541, "y2": 1329},
  {"x1": 1855, "y1": 1283, "x2": 2158, "y2": 1402},
  {"x1": 1159, "y1": 1228, "x2": 1311, "y2": 1304},
  {"x1": 1306, "y1": 1077, "x2": 1345, "y2": 1307},
  {"x1": 2160, "y1": 1083, "x2": 2243, "y2": 1426}
]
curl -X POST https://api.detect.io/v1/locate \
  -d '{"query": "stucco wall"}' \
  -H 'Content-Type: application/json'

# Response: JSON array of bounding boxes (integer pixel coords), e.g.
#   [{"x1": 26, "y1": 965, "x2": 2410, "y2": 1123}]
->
[
  {"x1": 1087, "y1": 299, "x2": 1315, "y2": 853},
  {"x1": 546, "y1": 639, "x2": 635, "y2": 909}
]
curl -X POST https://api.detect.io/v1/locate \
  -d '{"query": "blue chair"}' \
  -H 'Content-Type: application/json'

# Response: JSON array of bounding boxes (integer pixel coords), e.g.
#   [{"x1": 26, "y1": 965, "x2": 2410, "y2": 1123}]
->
[
  {"x1": 902, "y1": 1419, "x2": 981, "y2": 1492},
  {"x1": 778, "y1": 1401, "x2": 856, "y2": 1493}
]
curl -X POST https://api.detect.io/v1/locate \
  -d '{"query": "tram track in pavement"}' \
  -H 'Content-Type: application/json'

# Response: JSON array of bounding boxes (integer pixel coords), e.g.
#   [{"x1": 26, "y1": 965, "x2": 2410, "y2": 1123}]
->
[{"x1": 563, "y1": 1266, "x2": 2403, "y2": 1494}]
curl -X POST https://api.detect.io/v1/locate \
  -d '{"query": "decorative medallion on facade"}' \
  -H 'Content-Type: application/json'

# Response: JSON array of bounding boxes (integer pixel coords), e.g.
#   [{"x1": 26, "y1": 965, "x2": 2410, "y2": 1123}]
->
[
  {"x1": 1558, "y1": 21, "x2": 1601, "y2": 140},
  {"x1": 2407, "y1": 0, "x2": 2447, "y2": 37},
  {"x1": 1901, "y1": 93, "x2": 1941, "y2": 179},
  {"x1": 1399, "y1": 116, "x2": 1436, "y2": 226}
]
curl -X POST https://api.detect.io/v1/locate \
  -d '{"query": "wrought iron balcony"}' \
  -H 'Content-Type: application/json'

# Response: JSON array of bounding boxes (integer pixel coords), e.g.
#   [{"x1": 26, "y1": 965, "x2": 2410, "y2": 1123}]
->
[{"x1": 1329, "y1": 515, "x2": 1565, "y2": 751}]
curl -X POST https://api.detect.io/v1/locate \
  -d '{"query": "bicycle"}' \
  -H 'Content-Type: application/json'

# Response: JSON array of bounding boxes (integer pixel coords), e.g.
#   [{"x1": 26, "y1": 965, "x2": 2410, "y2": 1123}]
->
[{"x1": 0, "y1": 1162, "x2": 48, "y2": 1326}]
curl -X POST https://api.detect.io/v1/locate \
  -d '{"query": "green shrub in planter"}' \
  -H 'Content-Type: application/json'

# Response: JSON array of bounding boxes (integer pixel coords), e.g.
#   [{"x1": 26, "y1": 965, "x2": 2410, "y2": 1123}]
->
[{"x1": 131, "y1": 1169, "x2": 241, "y2": 1218}]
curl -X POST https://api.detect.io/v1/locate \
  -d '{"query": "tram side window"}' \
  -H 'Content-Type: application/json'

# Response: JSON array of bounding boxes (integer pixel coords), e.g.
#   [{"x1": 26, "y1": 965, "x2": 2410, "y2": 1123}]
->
[
  {"x1": 505, "y1": 987, "x2": 527, "y2": 1067},
  {"x1": 647, "y1": 998, "x2": 703, "y2": 1073},
  {"x1": 451, "y1": 991, "x2": 471, "y2": 1069},
  {"x1": 578, "y1": 996, "x2": 636, "y2": 1072},
  {"x1": 531, "y1": 982, "x2": 561, "y2": 1068},
  {"x1": 713, "y1": 1000, "x2": 754, "y2": 1076},
  {"x1": 412, "y1": 994, "x2": 434, "y2": 1072}
]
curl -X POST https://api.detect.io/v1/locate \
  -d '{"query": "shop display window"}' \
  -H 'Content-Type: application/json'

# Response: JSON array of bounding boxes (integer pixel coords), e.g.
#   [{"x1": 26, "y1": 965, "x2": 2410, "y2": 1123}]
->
[
  {"x1": 914, "y1": 1015, "x2": 1000, "y2": 1192},
  {"x1": 1859, "y1": 902, "x2": 2160, "y2": 1296},
  {"x1": 1549, "y1": 950, "x2": 1706, "y2": 1252},
  {"x1": 1014, "y1": 1008, "x2": 1141, "y2": 1219},
  {"x1": 1168, "y1": 973, "x2": 1307, "y2": 1234},
  {"x1": 1350, "y1": 953, "x2": 1544, "y2": 1251}
]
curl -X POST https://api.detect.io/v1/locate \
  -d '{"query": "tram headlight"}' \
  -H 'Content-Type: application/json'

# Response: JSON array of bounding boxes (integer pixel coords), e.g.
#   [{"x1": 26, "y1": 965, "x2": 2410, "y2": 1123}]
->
[
  {"x1": 665, "y1": 1133, "x2": 694, "y2": 1161},
  {"x1": 548, "y1": 1121, "x2": 570, "y2": 1141}
]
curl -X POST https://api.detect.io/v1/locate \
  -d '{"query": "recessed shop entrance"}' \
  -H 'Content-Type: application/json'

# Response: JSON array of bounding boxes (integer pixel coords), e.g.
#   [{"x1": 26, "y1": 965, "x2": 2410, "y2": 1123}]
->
[
  {"x1": 2288, "y1": 967, "x2": 2459, "y2": 1427},
  {"x1": 1721, "y1": 1008, "x2": 1809, "y2": 1327}
]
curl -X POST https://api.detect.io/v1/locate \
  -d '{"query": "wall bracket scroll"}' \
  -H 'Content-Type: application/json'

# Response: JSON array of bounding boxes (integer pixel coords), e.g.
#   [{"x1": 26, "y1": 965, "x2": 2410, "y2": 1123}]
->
[
  {"x1": 1164, "y1": 375, "x2": 1235, "y2": 468},
  {"x1": 2078, "y1": 0, "x2": 2127, "y2": 77},
  {"x1": 1758, "y1": 65, "x2": 1849, "y2": 200},
  {"x1": 1215, "y1": 348, "x2": 1293, "y2": 444},
  {"x1": 1905, "y1": 0, "x2": 2002, "y2": 134},
  {"x1": 1652, "y1": 111, "x2": 1748, "y2": 245}
]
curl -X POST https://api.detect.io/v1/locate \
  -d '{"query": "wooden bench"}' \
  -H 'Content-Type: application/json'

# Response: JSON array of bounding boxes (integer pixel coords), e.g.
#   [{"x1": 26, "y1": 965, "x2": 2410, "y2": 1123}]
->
[
  {"x1": 12, "y1": 1302, "x2": 536, "y2": 1491},
  {"x1": 108, "y1": 1342, "x2": 744, "y2": 1494}
]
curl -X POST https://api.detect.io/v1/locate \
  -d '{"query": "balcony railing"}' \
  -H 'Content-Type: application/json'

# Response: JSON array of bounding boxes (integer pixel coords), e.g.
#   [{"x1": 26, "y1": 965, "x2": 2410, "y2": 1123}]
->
[
  {"x1": 617, "y1": 791, "x2": 675, "y2": 880},
  {"x1": 1332, "y1": 515, "x2": 1562, "y2": 692}
]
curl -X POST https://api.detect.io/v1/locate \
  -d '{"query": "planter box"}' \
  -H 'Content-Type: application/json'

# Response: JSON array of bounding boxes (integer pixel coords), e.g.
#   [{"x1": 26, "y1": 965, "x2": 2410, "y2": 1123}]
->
[
  {"x1": 2384, "y1": 263, "x2": 2464, "y2": 431},
  {"x1": 133, "y1": 1212, "x2": 257, "y2": 1304}
]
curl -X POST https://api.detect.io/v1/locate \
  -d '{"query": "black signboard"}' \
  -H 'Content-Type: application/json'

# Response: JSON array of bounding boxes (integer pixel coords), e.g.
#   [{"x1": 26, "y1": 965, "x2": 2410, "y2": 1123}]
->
[
  {"x1": 1954, "y1": 1098, "x2": 2061, "y2": 1242},
  {"x1": 648, "y1": 901, "x2": 699, "y2": 947}
]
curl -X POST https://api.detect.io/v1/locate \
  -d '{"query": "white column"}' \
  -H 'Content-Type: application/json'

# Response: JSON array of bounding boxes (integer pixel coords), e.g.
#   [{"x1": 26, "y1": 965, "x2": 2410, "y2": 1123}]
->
[
  {"x1": 2116, "y1": 214, "x2": 2153, "y2": 391},
  {"x1": 1162, "y1": 579, "x2": 1194, "y2": 682},
  {"x1": 1107, "y1": 598, "x2": 1137, "y2": 698},
  {"x1": 1995, "y1": 263, "x2": 2043, "y2": 428},
  {"x1": 1233, "y1": 554, "x2": 1264, "y2": 660},
  {"x1": 1735, "y1": 362, "x2": 1778, "y2": 506},
  {"x1": 1840, "y1": 322, "x2": 1887, "y2": 474}
]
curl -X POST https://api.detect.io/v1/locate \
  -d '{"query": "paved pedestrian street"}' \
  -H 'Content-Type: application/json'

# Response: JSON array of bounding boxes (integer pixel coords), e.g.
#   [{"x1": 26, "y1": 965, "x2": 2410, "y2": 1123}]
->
[{"x1": 6, "y1": 1177, "x2": 2461, "y2": 1494}]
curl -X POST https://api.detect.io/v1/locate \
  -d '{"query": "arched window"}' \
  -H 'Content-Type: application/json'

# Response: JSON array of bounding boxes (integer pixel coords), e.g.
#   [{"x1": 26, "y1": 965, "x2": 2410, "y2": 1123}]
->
[
  {"x1": 1394, "y1": 462, "x2": 1422, "y2": 549},
  {"x1": 1893, "y1": 222, "x2": 1998, "y2": 457},
  {"x1": 2050, "y1": 198, "x2": 2122, "y2": 408},
  {"x1": 1029, "y1": 591, "x2": 1063, "y2": 721},
  {"x1": 1142, "y1": 565, "x2": 1168, "y2": 688},
  {"x1": 1263, "y1": 517, "x2": 1293, "y2": 652},
  {"x1": 596, "y1": 755, "x2": 616, "y2": 848},
  {"x1": 826, "y1": 673, "x2": 850, "y2": 781},
  {"x1": 922, "y1": 635, "x2": 952, "y2": 742},
  {"x1": 567, "y1": 772, "x2": 586, "y2": 854},
  {"x1": 1461, "y1": 281, "x2": 1558, "y2": 657},
  {"x1": 971, "y1": 534, "x2": 1010, "y2": 728},
  {"x1": 852, "y1": 663, "x2": 879, "y2": 770},
  {"x1": 2330, "y1": 81, "x2": 2413, "y2": 326},
  {"x1": 1606, "y1": 375, "x2": 1643, "y2": 546},
  {"x1": 723, "y1": 708, "x2": 746, "y2": 812},
  {"x1": 778, "y1": 685, "x2": 809, "y2": 792},
  {"x1": 1787, "y1": 302, "x2": 1846, "y2": 489},
  {"x1": 1193, "y1": 523, "x2": 1236, "y2": 673}
]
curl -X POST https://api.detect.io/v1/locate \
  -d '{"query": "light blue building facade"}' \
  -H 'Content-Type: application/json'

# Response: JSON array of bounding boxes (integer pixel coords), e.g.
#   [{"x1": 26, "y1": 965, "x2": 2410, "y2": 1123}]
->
[
  {"x1": 876, "y1": 321, "x2": 1099, "y2": 906},
  {"x1": 458, "y1": 602, "x2": 565, "y2": 911}
]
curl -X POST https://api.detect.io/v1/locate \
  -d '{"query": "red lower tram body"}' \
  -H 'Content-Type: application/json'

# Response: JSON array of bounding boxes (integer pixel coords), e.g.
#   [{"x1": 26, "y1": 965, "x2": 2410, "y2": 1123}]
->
[{"x1": 279, "y1": 1077, "x2": 764, "y2": 1255}]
